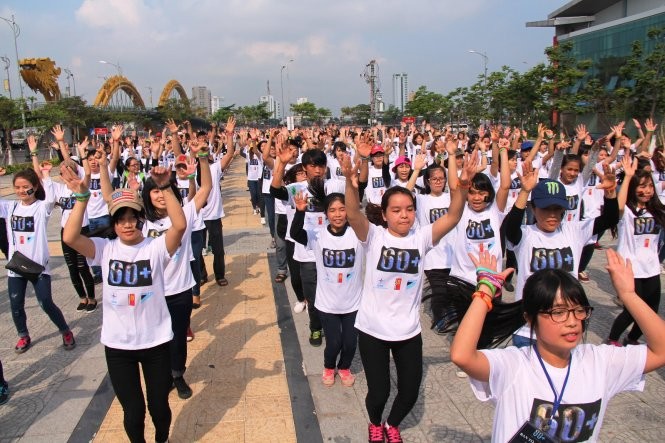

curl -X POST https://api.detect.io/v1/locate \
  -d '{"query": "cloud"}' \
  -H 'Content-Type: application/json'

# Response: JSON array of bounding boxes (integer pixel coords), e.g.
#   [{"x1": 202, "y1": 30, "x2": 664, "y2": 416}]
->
[{"x1": 75, "y1": 0, "x2": 146, "y2": 28}]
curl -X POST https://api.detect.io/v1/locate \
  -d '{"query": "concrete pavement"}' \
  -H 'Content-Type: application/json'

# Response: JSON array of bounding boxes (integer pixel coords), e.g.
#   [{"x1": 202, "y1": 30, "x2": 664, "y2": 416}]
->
[{"x1": 1, "y1": 162, "x2": 665, "y2": 442}]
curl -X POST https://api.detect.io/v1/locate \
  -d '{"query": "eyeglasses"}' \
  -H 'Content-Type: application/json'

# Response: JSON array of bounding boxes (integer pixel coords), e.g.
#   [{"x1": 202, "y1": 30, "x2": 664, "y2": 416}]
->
[
  {"x1": 428, "y1": 177, "x2": 445, "y2": 183},
  {"x1": 539, "y1": 306, "x2": 593, "y2": 323}
]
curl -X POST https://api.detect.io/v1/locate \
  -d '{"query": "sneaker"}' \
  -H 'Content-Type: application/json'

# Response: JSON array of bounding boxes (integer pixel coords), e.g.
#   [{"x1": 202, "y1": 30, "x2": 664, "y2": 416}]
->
[
  {"x1": 260, "y1": 217, "x2": 266, "y2": 225},
  {"x1": 503, "y1": 280, "x2": 514, "y2": 292},
  {"x1": 15, "y1": 336, "x2": 31, "y2": 354},
  {"x1": 622, "y1": 336, "x2": 639, "y2": 346},
  {"x1": 338, "y1": 369, "x2": 355, "y2": 387},
  {"x1": 172, "y1": 376, "x2": 193, "y2": 399},
  {"x1": 0, "y1": 381, "x2": 8, "y2": 405},
  {"x1": 322, "y1": 368, "x2": 335, "y2": 386},
  {"x1": 186, "y1": 327, "x2": 195, "y2": 342},
  {"x1": 604, "y1": 339, "x2": 622, "y2": 347},
  {"x1": 578, "y1": 271, "x2": 590, "y2": 282},
  {"x1": 85, "y1": 300, "x2": 98, "y2": 313},
  {"x1": 309, "y1": 330, "x2": 323, "y2": 347},
  {"x1": 62, "y1": 331, "x2": 76, "y2": 350},
  {"x1": 93, "y1": 275, "x2": 103, "y2": 285},
  {"x1": 455, "y1": 369, "x2": 468, "y2": 378},
  {"x1": 293, "y1": 301, "x2": 307, "y2": 313},
  {"x1": 76, "y1": 300, "x2": 87, "y2": 311},
  {"x1": 384, "y1": 423, "x2": 403, "y2": 443},
  {"x1": 368, "y1": 423, "x2": 384, "y2": 443}
]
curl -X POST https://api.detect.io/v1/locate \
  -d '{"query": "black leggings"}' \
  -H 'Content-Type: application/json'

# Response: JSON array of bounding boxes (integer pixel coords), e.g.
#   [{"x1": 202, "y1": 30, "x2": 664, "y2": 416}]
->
[
  {"x1": 165, "y1": 289, "x2": 193, "y2": 377},
  {"x1": 358, "y1": 330, "x2": 422, "y2": 427},
  {"x1": 300, "y1": 261, "x2": 321, "y2": 332},
  {"x1": 285, "y1": 240, "x2": 304, "y2": 302},
  {"x1": 105, "y1": 342, "x2": 172, "y2": 443},
  {"x1": 60, "y1": 227, "x2": 95, "y2": 300},
  {"x1": 609, "y1": 275, "x2": 661, "y2": 341},
  {"x1": 319, "y1": 311, "x2": 357, "y2": 370}
]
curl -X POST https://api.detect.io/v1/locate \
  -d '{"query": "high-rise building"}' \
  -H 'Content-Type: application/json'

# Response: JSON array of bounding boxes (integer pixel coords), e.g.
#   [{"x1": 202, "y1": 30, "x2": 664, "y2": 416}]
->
[
  {"x1": 260, "y1": 95, "x2": 280, "y2": 120},
  {"x1": 296, "y1": 97, "x2": 308, "y2": 105},
  {"x1": 211, "y1": 96, "x2": 223, "y2": 114},
  {"x1": 392, "y1": 73, "x2": 408, "y2": 112},
  {"x1": 192, "y1": 86, "x2": 212, "y2": 115}
]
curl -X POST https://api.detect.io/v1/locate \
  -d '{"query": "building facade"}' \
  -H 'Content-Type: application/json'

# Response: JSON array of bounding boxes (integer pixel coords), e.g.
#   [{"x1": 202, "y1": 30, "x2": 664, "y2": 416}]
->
[
  {"x1": 527, "y1": 0, "x2": 665, "y2": 92},
  {"x1": 392, "y1": 73, "x2": 408, "y2": 112},
  {"x1": 192, "y1": 86, "x2": 212, "y2": 116},
  {"x1": 259, "y1": 95, "x2": 280, "y2": 120}
]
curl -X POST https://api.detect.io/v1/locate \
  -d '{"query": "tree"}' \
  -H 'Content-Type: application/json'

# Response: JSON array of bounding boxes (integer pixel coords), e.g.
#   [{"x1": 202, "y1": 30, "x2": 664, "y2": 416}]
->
[
  {"x1": 209, "y1": 105, "x2": 236, "y2": 125},
  {"x1": 0, "y1": 97, "x2": 21, "y2": 152},
  {"x1": 382, "y1": 105, "x2": 402, "y2": 124},
  {"x1": 291, "y1": 102, "x2": 331, "y2": 124},
  {"x1": 236, "y1": 104, "x2": 272, "y2": 125},
  {"x1": 404, "y1": 86, "x2": 451, "y2": 122},
  {"x1": 156, "y1": 98, "x2": 193, "y2": 122},
  {"x1": 340, "y1": 104, "x2": 370, "y2": 124}
]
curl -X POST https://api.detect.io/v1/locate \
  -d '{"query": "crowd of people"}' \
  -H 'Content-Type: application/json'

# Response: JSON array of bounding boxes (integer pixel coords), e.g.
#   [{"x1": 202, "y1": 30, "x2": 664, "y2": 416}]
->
[{"x1": 1, "y1": 117, "x2": 665, "y2": 442}]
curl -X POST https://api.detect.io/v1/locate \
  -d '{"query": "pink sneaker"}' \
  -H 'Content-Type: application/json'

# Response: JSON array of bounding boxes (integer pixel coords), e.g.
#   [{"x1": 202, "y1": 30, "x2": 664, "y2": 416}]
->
[
  {"x1": 604, "y1": 339, "x2": 622, "y2": 347},
  {"x1": 337, "y1": 369, "x2": 355, "y2": 387},
  {"x1": 384, "y1": 423, "x2": 403, "y2": 443},
  {"x1": 322, "y1": 368, "x2": 335, "y2": 386},
  {"x1": 368, "y1": 423, "x2": 384, "y2": 443}
]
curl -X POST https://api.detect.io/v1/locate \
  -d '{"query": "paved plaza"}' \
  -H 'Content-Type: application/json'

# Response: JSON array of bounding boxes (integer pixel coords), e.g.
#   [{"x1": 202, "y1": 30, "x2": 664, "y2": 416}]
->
[{"x1": 0, "y1": 162, "x2": 665, "y2": 442}]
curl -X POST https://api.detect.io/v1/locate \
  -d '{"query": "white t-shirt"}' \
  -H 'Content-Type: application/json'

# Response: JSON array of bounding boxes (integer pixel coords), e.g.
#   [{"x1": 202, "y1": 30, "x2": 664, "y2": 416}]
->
[
  {"x1": 87, "y1": 171, "x2": 110, "y2": 219},
  {"x1": 415, "y1": 193, "x2": 452, "y2": 270},
  {"x1": 261, "y1": 163, "x2": 274, "y2": 194},
  {"x1": 51, "y1": 181, "x2": 89, "y2": 228},
  {"x1": 308, "y1": 226, "x2": 364, "y2": 314},
  {"x1": 0, "y1": 198, "x2": 54, "y2": 277},
  {"x1": 365, "y1": 166, "x2": 387, "y2": 205},
  {"x1": 246, "y1": 155, "x2": 263, "y2": 181},
  {"x1": 176, "y1": 177, "x2": 205, "y2": 231},
  {"x1": 470, "y1": 344, "x2": 646, "y2": 443},
  {"x1": 89, "y1": 236, "x2": 173, "y2": 350},
  {"x1": 354, "y1": 223, "x2": 433, "y2": 341},
  {"x1": 616, "y1": 208, "x2": 661, "y2": 278},
  {"x1": 143, "y1": 200, "x2": 197, "y2": 295},
  {"x1": 201, "y1": 161, "x2": 225, "y2": 220},
  {"x1": 562, "y1": 177, "x2": 584, "y2": 223},
  {"x1": 581, "y1": 165, "x2": 604, "y2": 220},
  {"x1": 327, "y1": 157, "x2": 346, "y2": 181},
  {"x1": 450, "y1": 204, "x2": 505, "y2": 283}
]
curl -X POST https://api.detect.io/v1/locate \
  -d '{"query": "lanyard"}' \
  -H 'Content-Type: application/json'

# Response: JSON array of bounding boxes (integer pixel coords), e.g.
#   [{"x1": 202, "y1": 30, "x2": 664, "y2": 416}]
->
[{"x1": 534, "y1": 345, "x2": 571, "y2": 430}]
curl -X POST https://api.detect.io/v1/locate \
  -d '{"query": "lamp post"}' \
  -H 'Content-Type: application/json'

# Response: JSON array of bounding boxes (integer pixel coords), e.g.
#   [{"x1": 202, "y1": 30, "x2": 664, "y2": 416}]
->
[
  {"x1": 64, "y1": 68, "x2": 76, "y2": 97},
  {"x1": 469, "y1": 49, "x2": 489, "y2": 124},
  {"x1": 0, "y1": 14, "x2": 27, "y2": 165},
  {"x1": 280, "y1": 65, "x2": 286, "y2": 122},
  {"x1": 1, "y1": 56, "x2": 10, "y2": 99},
  {"x1": 99, "y1": 60, "x2": 122, "y2": 76},
  {"x1": 146, "y1": 86, "x2": 153, "y2": 108}
]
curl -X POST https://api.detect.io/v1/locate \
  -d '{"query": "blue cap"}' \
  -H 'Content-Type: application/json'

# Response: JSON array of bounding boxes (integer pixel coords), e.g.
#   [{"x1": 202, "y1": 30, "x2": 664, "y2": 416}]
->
[
  {"x1": 531, "y1": 179, "x2": 567, "y2": 209},
  {"x1": 520, "y1": 141, "x2": 534, "y2": 151}
]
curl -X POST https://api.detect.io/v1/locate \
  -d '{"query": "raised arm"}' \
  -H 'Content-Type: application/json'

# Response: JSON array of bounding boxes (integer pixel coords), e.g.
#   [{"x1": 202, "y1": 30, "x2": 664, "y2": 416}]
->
[
  {"x1": 109, "y1": 125, "x2": 123, "y2": 174},
  {"x1": 341, "y1": 153, "x2": 369, "y2": 241},
  {"x1": 406, "y1": 153, "x2": 427, "y2": 192},
  {"x1": 188, "y1": 139, "x2": 213, "y2": 211},
  {"x1": 219, "y1": 116, "x2": 236, "y2": 170},
  {"x1": 61, "y1": 165, "x2": 96, "y2": 258},
  {"x1": 51, "y1": 125, "x2": 71, "y2": 161},
  {"x1": 151, "y1": 167, "x2": 186, "y2": 256},
  {"x1": 616, "y1": 157, "x2": 637, "y2": 216},
  {"x1": 606, "y1": 249, "x2": 665, "y2": 373},
  {"x1": 165, "y1": 119, "x2": 182, "y2": 156},
  {"x1": 495, "y1": 139, "x2": 510, "y2": 212},
  {"x1": 289, "y1": 192, "x2": 310, "y2": 246}
]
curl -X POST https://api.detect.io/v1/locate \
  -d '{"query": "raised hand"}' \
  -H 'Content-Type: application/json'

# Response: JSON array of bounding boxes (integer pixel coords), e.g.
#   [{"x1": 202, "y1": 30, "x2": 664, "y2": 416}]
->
[
  {"x1": 620, "y1": 156, "x2": 637, "y2": 179},
  {"x1": 294, "y1": 191, "x2": 308, "y2": 212},
  {"x1": 575, "y1": 123, "x2": 588, "y2": 141},
  {"x1": 517, "y1": 161, "x2": 538, "y2": 192},
  {"x1": 468, "y1": 250, "x2": 514, "y2": 283},
  {"x1": 77, "y1": 136, "x2": 90, "y2": 157},
  {"x1": 606, "y1": 249, "x2": 635, "y2": 297},
  {"x1": 111, "y1": 124, "x2": 124, "y2": 142},
  {"x1": 165, "y1": 119, "x2": 178, "y2": 134},
  {"x1": 27, "y1": 135, "x2": 38, "y2": 152},
  {"x1": 150, "y1": 166, "x2": 171, "y2": 188},
  {"x1": 340, "y1": 153, "x2": 360, "y2": 188},
  {"x1": 96, "y1": 148, "x2": 108, "y2": 167},
  {"x1": 413, "y1": 152, "x2": 427, "y2": 171},
  {"x1": 40, "y1": 160, "x2": 53, "y2": 175},
  {"x1": 460, "y1": 148, "x2": 479, "y2": 182},
  {"x1": 60, "y1": 162, "x2": 88, "y2": 194},
  {"x1": 276, "y1": 142, "x2": 296, "y2": 164},
  {"x1": 596, "y1": 163, "x2": 617, "y2": 191},
  {"x1": 632, "y1": 118, "x2": 642, "y2": 130},
  {"x1": 185, "y1": 157, "x2": 197, "y2": 176},
  {"x1": 645, "y1": 118, "x2": 658, "y2": 133},
  {"x1": 51, "y1": 125, "x2": 65, "y2": 142},
  {"x1": 225, "y1": 115, "x2": 236, "y2": 134}
]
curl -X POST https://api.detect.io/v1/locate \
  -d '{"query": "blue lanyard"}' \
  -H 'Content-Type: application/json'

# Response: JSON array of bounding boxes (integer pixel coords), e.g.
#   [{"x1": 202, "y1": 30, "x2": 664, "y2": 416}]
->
[{"x1": 534, "y1": 346, "x2": 571, "y2": 429}]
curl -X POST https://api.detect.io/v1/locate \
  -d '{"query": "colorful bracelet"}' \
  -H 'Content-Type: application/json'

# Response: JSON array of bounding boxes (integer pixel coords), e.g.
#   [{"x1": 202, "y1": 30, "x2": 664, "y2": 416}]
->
[
  {"x1": 477, "y1": 279, "x2": 497, "y2": 297},
  {"x1": 472, "y1": 291, "x2": 493, "y2": 312},
  {"x1": 187, "y1": 173, "x2": 196, "y2": 179},
  {"x1": 197, "y1": 152, "x2": 209, "y2": 158},
  {"x1": 72, "y1": 190, "x2": 91, "y2": 199},
  {"x1": 30, "y1": 151, "x2": 38, "y2": 157}
]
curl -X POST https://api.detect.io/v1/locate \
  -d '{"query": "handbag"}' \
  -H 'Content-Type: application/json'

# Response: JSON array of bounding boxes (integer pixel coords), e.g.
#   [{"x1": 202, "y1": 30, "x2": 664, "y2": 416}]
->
[
  {"x1": 5, "y1": 202, "x2": 45, "y2": 281},
  {"x1": 6, "y1": 250, "x2": 45, "y2": 281}
]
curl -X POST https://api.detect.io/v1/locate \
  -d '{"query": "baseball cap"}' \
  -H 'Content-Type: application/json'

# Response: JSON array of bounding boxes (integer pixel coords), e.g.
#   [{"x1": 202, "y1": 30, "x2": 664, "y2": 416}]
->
[
  {"x1": 531, "y1": 179, "x2": 567, "y2": 209},
  {"x1": 108, "y1": 189, "x2": 144, "y2": 216},
  {"x1": 392, "y1": 156, "x2": 411, "y2": 172},
  {"x1": 454, "y1": 148, "x2": 464, "y2": 157},
  {"x1": 370, "y1": 145, "x2": 384, "y2": 156},
  {"x1": 520, "y1": 141, "x2": 534, "y2": 151},
  {"x1": 175, "y1": 154, "x2": 188, "y2": 167}
]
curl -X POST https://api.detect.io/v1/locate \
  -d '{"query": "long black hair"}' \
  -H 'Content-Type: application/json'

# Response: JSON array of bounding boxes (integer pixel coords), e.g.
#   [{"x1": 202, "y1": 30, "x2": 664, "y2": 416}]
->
[
  {"x1": 141, "y1": 177, "x2": 182, "y2": 222},
  {"x1": 13, "y1": 168, "x2": 46, "y2": 200},
  {"x1": 87, "y1": 206, "x2": 146, "y2": 240},
  {"x1": 626, "y1": 170, "x2": 665, "y2": 230}
]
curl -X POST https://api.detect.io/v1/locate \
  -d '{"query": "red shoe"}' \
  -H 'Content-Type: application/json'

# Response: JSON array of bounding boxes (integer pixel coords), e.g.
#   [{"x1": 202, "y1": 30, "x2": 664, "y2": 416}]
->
[
  {"x1": 15, "y1": 336, "x2": 31, "y2": 354},
  {"x1": 186, "y1": 327, "x2": 195, "y2": 342},
  {"x1": 321, "y1": 368, "x2": 335, "y2": 386},
  {"x1": 62, "y1": 331, "x2": 76, "y2": 350},
  {"x1": 384, "y1": 423, "x2": 403, "y2": 443},
  {"x1": 368, "y1": 423, "x2": 384, "y2": 443},
  {"x1": 338, "y1": 369, "x2": 355, "y2": 387}
]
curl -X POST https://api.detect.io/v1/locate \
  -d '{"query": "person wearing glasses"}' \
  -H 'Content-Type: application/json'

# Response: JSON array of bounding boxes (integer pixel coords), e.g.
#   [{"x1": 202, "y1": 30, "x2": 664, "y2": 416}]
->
[{"x1": 450, "y1": 248, "x2": 665, "y2": 442}]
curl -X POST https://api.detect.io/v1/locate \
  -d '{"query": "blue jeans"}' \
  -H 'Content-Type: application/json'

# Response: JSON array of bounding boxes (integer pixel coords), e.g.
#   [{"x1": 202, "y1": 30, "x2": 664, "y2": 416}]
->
[
  {"x1": 263, "y1": 193, "x2": 276, "y2": 238},
  {"x1": 319, "y1": 310, "x2": 358, "y2": 370},
  {"x1": 88, "y1": 215, "x2": 112, "y2": 279},
  {"x1": 8, "y1": 274, "x2": 70, "y2": 337}
]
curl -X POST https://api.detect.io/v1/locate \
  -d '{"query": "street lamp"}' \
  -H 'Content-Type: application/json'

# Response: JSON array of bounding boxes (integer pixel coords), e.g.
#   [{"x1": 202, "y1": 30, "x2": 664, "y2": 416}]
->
[
  {"x1": 1, "y1": 56, "x2": 10, "y2": 99},
  {"x1": 0, "y1": 14, "x2": 28, "y2": 165},
  {"x1": 469, "y1": 49, "x2": 489, "y2": 124},
  {"x1": 146, "y1": 86, "x2": 153, "y2": 108},
  {"x1": 280, "y1": 59, "x2": 294, "y2": 121},
  {"x1": 99, "y1": 60, "x2": 122, "y2": 76},
  {"x1": 64, "y1": 68, "x2": 76, "y2": 97}
]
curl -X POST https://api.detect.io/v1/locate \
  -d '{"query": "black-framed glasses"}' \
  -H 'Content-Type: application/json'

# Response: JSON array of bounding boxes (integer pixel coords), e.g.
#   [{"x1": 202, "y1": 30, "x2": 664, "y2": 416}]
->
[
  {"x1": 428, "y1": 177, "x2": 445, "y2": 183},
  {"x1": 539, "y1": 306, "x2": 593, "y2": 323}
]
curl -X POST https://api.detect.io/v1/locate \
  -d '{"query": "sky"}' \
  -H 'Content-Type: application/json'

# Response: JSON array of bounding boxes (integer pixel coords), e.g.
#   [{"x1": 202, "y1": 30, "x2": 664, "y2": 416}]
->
[{"x1": 0, "y1": 0, "x2": 559, "y2": 116}]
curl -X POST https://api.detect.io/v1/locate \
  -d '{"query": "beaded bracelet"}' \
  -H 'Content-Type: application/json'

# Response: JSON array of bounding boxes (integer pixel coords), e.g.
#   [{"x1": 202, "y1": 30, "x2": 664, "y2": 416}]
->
[
  {"x1": 72, "y1": 190, "x2": 91, "y2": 198},
  {"x1": 197, "y1": 152, "x2": 209, "y2": 158},
  {"x1": 187, "y1": 173, "x2": 196, "y2": 179},
  {"x1": 30, "y1": 151, "x2": 38, "y2": 157},
  {"x1": 477, "y1": 279, "x2": 497, "y2": 297},
  {"x1": 472, "y1": 291, "x2": 493, "y2": 312}
]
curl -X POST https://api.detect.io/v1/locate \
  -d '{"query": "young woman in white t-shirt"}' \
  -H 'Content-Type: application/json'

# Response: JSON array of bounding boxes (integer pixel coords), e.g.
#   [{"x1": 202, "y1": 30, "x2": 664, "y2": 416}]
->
[
  {"x1": 141, "y1": 139, "x2": 212, "y2": 400},
  {"x1": 341, "y1": 143, "x2": 477, "y2": 443},
  {"x1": 607, "y1": 161, "x2": 665, "y2": 346},
  {"x1": 62, "y1": 166, "x2": 186, "y2": 443},
  {"x1": 0, "y1": 143, "x2": 75, "y2": 354},
  {"x1": 291, "y1": 190, "x2": 364, "y2": 388},
  {"x1": 451, "y1": 249, "x2": 665, "y2": 443}
]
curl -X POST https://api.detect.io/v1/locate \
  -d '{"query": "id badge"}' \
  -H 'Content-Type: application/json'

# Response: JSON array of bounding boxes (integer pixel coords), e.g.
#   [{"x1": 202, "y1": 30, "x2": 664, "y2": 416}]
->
[{"x1": 508, "y1": 421, "x2": 558, "y2": 443}]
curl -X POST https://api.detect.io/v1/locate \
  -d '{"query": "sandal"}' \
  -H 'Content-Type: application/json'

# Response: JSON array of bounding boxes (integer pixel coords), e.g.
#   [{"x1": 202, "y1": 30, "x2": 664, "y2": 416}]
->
[
  {"x1": 274, "y1": 274, "x2": 287, "y2": 283},
  {"x1": 192, "y1": 295, "x2": 201, "y2": 309}
]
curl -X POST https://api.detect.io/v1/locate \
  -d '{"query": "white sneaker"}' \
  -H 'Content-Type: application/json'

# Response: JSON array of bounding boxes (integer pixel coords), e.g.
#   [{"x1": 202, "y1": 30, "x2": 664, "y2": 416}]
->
[
  {"x1": 455, "y1": 369, "x2": 468, "y2": 378},
  {"x1": 293, "y1": 301, "x2": 307, "y2": 313},
  {"x1": 260, "y1": 217, "x2": 266, "y2": 225}
]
